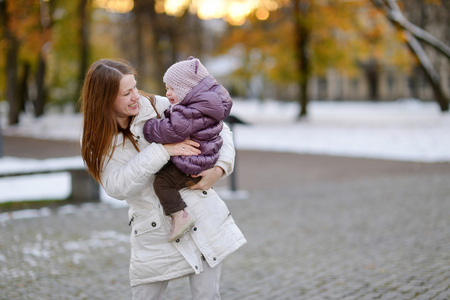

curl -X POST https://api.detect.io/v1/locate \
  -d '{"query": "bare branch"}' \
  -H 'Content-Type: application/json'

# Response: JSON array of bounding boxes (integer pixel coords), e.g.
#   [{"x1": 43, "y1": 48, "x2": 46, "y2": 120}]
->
[
  {"x1": 371, "y1": 0, "x2": 449, "y2": 111},
  {"x1": 372, "y1": 0, "x2": 450, "y2": 59},
  {"x1": 405, "y1": 32, "x2": 440, "y2": 82}
]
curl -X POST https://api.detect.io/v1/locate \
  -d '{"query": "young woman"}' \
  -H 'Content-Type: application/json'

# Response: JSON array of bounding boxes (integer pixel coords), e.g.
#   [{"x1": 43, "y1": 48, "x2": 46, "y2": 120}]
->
[{"x1": 80, "y1": 59, "x2": 246, "y2": 300}]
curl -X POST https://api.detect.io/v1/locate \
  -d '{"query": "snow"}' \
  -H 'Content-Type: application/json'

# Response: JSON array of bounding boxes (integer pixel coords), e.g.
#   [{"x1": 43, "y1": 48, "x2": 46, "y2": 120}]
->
[
  {"x1": 1, "y1": 98, "x2": 449, "y2": 211},
  {"x1": 231, "y1": 99, "x2": 450, "y2": 162},
  {"x1": 1, "y1": 156, "x2": 84, "y2": 175}
]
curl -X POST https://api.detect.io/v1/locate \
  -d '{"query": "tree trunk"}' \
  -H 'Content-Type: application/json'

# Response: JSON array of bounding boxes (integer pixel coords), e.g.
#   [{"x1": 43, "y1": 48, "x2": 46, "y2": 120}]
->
[
  {"x1": 2, "y1": 1, "x2": 20, "y2": 125},
  {"x1": 6, "y1": 37, "x2": 21, "y2": 125},
  {"x1": 191, "y1": 15, "x2": 203, "y2": 58},
  {"x1": 19, "y1": 63, "x2": 30, "y2": 113},
  {"x1": 133, "y1": 4, "x2": 146, "y2": 77},
  {"x1": 35, "y1": 52, "x2": 47, "y2": 117},
  {"x1": 6, "y1": 41, "x2": 20, "y2": 125},
  {"x1": 405, "y1": 32, "x2": 448, "y2": 111},
  {"x1": 0, "y1": 0, "x2": 4, "y2": 155},
  {"x1": 33, "y1": 0, "x2": 52, "y2": 117},
  {"x1": 146, "y1": 1, "x2": 169, "y2": 95},
  {"x1": 293, "y1": 0, "x2": 311, "y2": 119},
  {"x1": 78, "y1": 0, "x2": 89, "y2": 88},
  {"x1": 364, "y1": 59, "x2": 380, "y2": 101}
]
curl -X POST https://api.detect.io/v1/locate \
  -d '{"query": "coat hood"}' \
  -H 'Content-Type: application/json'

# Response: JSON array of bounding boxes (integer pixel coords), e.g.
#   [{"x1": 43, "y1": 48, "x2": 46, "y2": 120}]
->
[{"x1": 181, "y1": 75, "x2": 232, "y2": 121}]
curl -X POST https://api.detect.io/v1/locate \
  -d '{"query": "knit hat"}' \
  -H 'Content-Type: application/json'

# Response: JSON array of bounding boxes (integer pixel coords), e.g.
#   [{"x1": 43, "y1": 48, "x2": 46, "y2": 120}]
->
[{"x1": 163, "y1": 56, "x2": 210, "y2": 102}]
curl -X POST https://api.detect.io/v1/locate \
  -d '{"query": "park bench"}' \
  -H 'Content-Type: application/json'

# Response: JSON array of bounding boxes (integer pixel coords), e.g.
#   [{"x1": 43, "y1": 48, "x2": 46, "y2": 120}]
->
[{"x1": 0, "y1": 156, "x2": 99, "y2": 202}]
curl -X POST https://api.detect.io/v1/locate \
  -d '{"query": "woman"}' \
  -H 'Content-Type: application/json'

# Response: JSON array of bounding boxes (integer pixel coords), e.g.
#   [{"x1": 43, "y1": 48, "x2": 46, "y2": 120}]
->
[{"x1": 80, "y1": 59, "x2": 246, "y2": 299}]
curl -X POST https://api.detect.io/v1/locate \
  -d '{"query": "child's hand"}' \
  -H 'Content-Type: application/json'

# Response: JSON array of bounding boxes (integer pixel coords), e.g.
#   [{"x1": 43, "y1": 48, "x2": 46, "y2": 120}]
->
[{"x1": 189, "y1": 166, "x2": 224, "y2": 191}]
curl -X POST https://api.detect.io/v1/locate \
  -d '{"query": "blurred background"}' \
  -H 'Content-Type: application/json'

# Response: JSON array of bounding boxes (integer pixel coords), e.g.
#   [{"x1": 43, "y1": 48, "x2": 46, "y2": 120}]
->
[
  {"x1": 1, "y1": 2, "x2": 450, "y2": 299},
  {"x1": 0, "y1": 0, "x2": 449, "y2": 125}
]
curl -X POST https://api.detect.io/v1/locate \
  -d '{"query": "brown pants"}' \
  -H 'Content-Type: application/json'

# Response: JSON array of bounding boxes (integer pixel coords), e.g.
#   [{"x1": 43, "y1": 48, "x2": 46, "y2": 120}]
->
[{"x1": 153, "y1": 161, "x2": 201, "y2": 215}]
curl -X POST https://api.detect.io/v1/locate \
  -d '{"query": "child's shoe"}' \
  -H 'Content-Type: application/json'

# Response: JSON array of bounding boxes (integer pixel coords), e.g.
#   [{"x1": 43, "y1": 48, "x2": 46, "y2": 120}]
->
[{"x1": 169, "y1": 210, "x2": 196, "y2": 242}]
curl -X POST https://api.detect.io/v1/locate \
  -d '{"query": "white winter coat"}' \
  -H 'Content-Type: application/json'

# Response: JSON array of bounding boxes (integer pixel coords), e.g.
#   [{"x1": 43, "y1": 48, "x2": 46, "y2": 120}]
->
[{"x1": 100, "y1": 94, "x2": 246, "y2": 287}]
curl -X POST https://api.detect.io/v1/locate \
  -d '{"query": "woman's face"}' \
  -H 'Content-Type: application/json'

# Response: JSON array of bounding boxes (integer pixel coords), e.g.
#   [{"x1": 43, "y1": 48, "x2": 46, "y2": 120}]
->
[{"x1": 114, "y1": 74, "x2": 140, "y2": 128}]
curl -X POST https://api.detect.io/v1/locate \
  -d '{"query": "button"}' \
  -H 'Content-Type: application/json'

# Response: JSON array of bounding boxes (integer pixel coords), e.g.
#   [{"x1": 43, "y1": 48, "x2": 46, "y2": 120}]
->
[
  {"x1": 176, "y1": 239, "x2": 180, "y2": 243},
  {"x1": 193, "y1": 227, "x2": 197, "y2": 231},
  {"x1": 202, "y1": 191, "x2": 207, "y2": 195},
  {"x1": 151, "y1": 222, "x2": 156, "y2": 227},
  {"x1": 213, "y1": 257, "x2": 217, "y2": 261},
  {"x1": 134, "y1": 230, "x2": 137, "y2": 235},
  {"x1": 195, "y1": 266, "x2": 198, "y2": 270}
]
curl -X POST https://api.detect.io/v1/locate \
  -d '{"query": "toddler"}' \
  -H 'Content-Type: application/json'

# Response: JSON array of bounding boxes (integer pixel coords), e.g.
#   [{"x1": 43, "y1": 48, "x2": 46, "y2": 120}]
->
[{"x1": 143, "y1": 57, "x2": 232, "y2": 242}]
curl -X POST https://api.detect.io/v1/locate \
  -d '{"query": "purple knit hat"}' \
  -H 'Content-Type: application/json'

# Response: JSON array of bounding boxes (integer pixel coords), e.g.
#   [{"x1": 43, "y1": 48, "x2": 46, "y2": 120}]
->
[{"x1": 163, "y1": 56, "x2": 209, "y2": 102}]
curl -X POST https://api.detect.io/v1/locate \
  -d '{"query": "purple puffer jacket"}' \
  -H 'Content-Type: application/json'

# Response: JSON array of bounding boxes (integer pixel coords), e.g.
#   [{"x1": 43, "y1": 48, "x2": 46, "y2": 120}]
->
[{"x1": 143, "y1": 75, "x2": 232, "y2": 175}]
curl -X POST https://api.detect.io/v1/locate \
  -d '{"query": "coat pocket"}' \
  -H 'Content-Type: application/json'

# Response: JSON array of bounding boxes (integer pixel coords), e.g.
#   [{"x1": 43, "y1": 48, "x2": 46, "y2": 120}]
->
[{"x1": 130, "y1": 210, "x2": 168, "y2": 261}]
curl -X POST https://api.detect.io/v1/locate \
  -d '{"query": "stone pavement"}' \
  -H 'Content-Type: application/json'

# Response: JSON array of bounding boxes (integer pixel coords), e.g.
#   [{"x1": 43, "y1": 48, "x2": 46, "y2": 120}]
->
[{"x1": 1, "y1": 136, "x2": 450, "y2": 299}]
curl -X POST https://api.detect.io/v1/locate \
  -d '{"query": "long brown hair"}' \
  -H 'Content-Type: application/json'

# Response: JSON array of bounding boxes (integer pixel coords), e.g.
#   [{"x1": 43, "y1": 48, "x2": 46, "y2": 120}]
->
[{"x1": 79, "y1": 59, "x2": 138, "y2": 183}]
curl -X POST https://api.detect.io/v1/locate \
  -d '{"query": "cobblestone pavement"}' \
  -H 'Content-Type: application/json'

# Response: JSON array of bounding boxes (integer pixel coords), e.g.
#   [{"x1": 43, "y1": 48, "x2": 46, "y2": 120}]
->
[{"x1": 1, "y1": 137, "x2": 450, "y2": 299}]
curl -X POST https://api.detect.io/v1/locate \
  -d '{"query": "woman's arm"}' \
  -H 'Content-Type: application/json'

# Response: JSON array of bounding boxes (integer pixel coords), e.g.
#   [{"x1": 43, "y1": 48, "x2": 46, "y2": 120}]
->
[
  {"x1": 215, "y1": 122, "x2": 235, "y2": 176},
  {"x1": 101, "y1": 140, "x2": 200, "y2": 200},
  {"x1": 101, "y1": 143, "x2": 169, "y2": 200}
]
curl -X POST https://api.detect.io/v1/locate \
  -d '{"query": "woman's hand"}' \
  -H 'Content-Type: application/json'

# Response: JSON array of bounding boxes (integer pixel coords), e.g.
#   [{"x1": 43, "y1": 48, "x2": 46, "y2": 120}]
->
[
  {"x1": 163, "y1": 139, "x2": 201, "y2": 156},
  {"x1": 189, "y1": 166, "x2": 224, "y2": 191}
]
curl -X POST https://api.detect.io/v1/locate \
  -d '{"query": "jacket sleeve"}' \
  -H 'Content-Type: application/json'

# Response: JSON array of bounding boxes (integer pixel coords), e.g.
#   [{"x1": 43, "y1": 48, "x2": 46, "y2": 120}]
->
[
  {"x1": 143, "y1": 110, "x2": 194, "y2": 144},
  {"x1": 100, "y1": 142, "x2": 170, "y2": 200},
  {"x1": 215, "y1": 122, "x2": 235, "y2": 178}
]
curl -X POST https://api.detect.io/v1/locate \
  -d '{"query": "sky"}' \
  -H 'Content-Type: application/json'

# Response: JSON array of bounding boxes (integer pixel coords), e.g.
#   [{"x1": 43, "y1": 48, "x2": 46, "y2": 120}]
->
[{"x1": 1, "y1": 98, "x2": 449, "y2": 215}]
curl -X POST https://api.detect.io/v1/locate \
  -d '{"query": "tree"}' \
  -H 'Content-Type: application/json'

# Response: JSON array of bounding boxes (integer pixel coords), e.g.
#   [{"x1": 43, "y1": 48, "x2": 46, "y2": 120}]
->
[
  {"x1": 78, "y1": 0, "x2": 90, "y2": 86},
  {"x1": 1, "y1": 0, "x2": 22, "y2": 125},
  {"x1": 371, "y1": 0, "x2": 449, "y2": 111},
  {"x1": 0, "y1": 0, "x2": 57, "y2": 123},
  {"x1": 218, "y1": 0, "x2": 366, "y2": 118},
  {"x1": 293, "y1": 0, "x2": 311, "y2": 117},
  {"x1": 34, "y1": 0, "x2": 53, "y2": 117},
  {"x1": 131, "y1": 0, "x2": 204, "y2": 95},
  {"x1": 49, "y1": 0, "x2": 94, "y2": 107}
]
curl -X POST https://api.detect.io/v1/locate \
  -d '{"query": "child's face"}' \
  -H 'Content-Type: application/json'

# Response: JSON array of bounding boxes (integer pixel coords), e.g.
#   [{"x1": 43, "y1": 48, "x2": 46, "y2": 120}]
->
[{"x1": 165, "y1": 85, "x2": 180, "y2": 105}]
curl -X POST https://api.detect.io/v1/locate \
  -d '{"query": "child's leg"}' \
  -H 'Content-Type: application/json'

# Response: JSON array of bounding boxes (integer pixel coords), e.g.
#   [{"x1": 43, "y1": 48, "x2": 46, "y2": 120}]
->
[
  {"x1": 154, "y1": 162, "x2": 192, "y2": 215},
  {"x1": 154, "y1": 162, "x2": 201, "y2": 241},
  {"x1": 169, "y1": 209, "x2": 196, "y2": 242}
]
